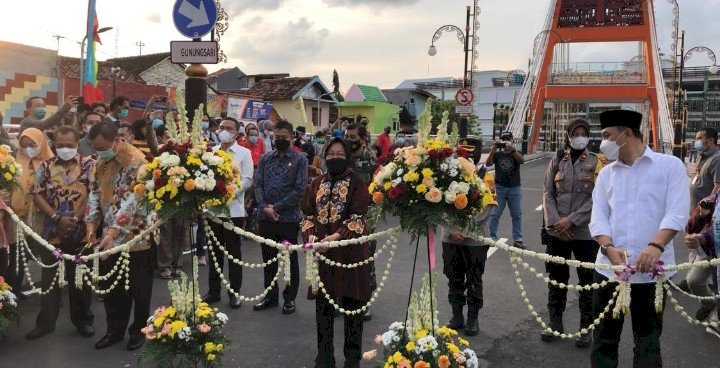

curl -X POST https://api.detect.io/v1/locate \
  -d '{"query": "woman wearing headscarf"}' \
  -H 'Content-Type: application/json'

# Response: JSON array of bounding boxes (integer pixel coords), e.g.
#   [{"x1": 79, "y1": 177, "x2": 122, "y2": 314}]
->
[
  {"x1": 1, "y1": 128, "x2": 55, "y2": 293},
  {"x1": 302, "y1": 137, "x2": 371, "y2": 368},
  {"x1": 239, "y1": 123, "x2": 265, "y2": 168}
]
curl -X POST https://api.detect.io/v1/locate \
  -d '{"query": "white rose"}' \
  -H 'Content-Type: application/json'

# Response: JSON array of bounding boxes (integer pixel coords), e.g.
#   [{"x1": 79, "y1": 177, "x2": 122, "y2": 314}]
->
[
  {"x1": 457, "y1": 182, "x2": 470, "y2": 194},
  {"x1": 444, "y1": 191, "x2": 457, "y2": 203},
  {"x1": 396, "y1": 169, "x2": 404, "y2": 176},
  {"x1": 146, "y1": 180, "x2": 155, "y2": 191},
  {"x1": 206, "y1": 178, "x2": 217, "y2": 190}
]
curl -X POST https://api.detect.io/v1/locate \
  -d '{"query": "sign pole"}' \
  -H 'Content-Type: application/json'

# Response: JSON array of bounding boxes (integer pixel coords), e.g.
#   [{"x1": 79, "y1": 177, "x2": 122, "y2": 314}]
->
[{"x1": 185, "y1": 63, "x2": 208, "y2": 124}]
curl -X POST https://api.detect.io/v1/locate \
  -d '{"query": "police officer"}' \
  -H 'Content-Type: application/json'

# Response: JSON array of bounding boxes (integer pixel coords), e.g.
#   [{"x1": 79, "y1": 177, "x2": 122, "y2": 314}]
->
[{"x1": 541, "y1": 118, "x2": 600, "y2": 348}]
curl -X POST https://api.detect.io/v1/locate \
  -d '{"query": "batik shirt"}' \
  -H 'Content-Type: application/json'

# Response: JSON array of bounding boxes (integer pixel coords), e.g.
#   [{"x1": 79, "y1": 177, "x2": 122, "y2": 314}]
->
[
  {"x1": 34, "y1": 155, "x2": 96, "y2": 244},
  {"x1": 85, "y1": 141, "x2": 149, "y2": 251}
]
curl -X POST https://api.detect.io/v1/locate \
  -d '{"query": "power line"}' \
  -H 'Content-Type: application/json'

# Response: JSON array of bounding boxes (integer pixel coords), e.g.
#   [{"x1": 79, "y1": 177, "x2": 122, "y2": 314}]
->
[{"x1": 136, "y1": 41, "x2": 146, "y2": 55}]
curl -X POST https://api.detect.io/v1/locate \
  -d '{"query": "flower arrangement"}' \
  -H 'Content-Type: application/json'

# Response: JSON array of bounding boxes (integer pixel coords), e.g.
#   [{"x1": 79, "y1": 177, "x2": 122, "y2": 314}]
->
[
  {"x1": 0, "y1": 144, "x2": 22, "y2": 191},
  {"x1": 0, "y1": 276, "x2": 20, "y2": 333},
  {"x1": 135, "y1": 96, "x2": 242, "y2": 220},
  {"x1": 369, "y1": 100, "x2": 488, "y2": 237},
  {"x1": 365, "y1": 275, "x2": 479, "y2": 368},
  {"x1": 139, "y1": 260, "x2": 230, "y2": 368}
]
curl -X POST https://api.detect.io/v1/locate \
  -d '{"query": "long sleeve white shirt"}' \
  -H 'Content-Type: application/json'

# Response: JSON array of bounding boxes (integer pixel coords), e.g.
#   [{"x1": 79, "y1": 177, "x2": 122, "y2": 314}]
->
[
  {"x1": 214, "y1": 143, "x2": 254, "y2": 218},
  {"x1": 590, "y1": 147, "x2": 690, "y2": 283}
]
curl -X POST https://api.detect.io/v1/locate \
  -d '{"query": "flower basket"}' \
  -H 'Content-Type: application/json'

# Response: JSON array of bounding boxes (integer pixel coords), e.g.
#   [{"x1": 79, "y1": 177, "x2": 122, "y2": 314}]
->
[{"x1": 135, "y1": 97, "x2": 242, "y2": 221}]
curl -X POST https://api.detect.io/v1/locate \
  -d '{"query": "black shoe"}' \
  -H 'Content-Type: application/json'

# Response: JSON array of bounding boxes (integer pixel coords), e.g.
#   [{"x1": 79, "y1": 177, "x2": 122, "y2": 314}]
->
[
  {"x1": 464, "y1": 316, "x2": 479, "y2": 336},
  {"x1": 282, "y1": 300, "x2": 296, "y2": 315},
  {"x1": 16, "y1": 291, "x2": 27, "y2": 301},
  {"x1": 77, "y1": 325, "x2": 95, "y2": 338},
  {"x1": 447, "y1": 305, "x2": 465, "y2": 330},
  {"x1": 513, "y1": 241, "x2": 526, "y2": 250},
  {"x1": 127, "y1": 333, "x2": 145, "y2": 351},
  {"x1": 363, "y1": 307, "x2": 372, "y2": 321},
  {"x1": 25, "y1": 327, "x2": 54, "y2": 340},
  {"x1": 202, "y1": 293, "x2": 221, "y2": 304},
  {"x1": 95, "y1": 332, "x2": 123, "y2": 349},
  {"x1": 229, "y1": 295, "x2": 242, "y2": 309},
  {"x1": 696, "y1": 306, "x2": 714, "y2": 321},
  {"x1": 541, "y1": 315, "x2": 564, "y2": 342},
  {"x1": 574, "y1": 332, "x2": 592, "y2": 348},
  {"x1": 253, "y1": 298, "x2": 279, "y2": 311},
  {"x1": 342, "y1": 359, "x2": 361, "y2": 368}
]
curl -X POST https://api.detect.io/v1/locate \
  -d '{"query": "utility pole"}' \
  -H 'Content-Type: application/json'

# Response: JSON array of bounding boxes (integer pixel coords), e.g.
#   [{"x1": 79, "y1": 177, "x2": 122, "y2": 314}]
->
[
  {"x1": 672, "y1": 30, "x2": 685, "y2": 159},
  {"x1": 136, "y1": 41, "x2": 145, "y2": 56}
]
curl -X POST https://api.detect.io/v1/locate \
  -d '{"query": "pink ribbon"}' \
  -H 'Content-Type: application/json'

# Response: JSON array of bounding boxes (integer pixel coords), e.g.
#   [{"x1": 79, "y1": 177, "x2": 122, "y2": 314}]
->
[{"x1": 428, "y1": 226, "x2": 436, "y2": 270}]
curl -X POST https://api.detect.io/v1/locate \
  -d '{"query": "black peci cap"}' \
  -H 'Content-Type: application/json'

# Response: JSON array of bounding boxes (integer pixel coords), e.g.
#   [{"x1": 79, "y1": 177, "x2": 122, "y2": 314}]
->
[{"x1": 599, "y1": 110, "x2": 642, "y2": 130}]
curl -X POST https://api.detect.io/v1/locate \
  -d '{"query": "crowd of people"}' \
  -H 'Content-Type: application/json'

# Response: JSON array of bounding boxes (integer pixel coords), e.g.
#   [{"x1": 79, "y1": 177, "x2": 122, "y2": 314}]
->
[{"x1": 0, "y1": 94, "x2": 718, "y2": 368}]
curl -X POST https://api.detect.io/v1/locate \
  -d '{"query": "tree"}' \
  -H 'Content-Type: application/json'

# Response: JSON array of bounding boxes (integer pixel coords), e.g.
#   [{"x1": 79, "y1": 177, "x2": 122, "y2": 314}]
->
[
  {"x1": 430, "y1": 99, "x2": 479, "y2": 136},
  {"x1": 332, "y1": 69, "x2": 344, "y2": 102}
]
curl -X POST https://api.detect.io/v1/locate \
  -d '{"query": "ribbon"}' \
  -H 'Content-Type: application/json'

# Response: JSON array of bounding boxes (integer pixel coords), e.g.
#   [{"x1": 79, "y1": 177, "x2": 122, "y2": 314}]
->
[{"x1": 427, "y1": 226, "x2": 436, "y2": 270}]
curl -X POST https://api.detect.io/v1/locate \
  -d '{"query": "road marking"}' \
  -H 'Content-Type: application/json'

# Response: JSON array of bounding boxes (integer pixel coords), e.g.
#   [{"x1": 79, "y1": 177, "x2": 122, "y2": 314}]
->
[
  {"x1": 535, "y1": 204, "x2": 543, "y2": 211},
  {"x1": 488, "y1": 238, "x2": 507, "y2": 258}
]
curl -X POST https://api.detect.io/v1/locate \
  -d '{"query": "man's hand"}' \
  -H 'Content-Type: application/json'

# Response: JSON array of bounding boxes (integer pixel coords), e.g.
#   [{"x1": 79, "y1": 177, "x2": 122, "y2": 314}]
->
[
  {"x1": 685, "y1": 234, "x2": 703, "y2": 250},
  {"x1": 504, "y1": 141, "x2": 514, "y2": 153},
  {"x1": 64, "y1": 96, "x2": 79, "y2": 108},
  {"x1": 449, "y1": 231, "x2": 465, "y2": 243},
  {"x1": 58, "y1": 216, "x2": 78, "y2": 234},
  {"x1": 553, "y1": 217, "x2": 573, "y2": 234},
  {"x1": 557, "y1": 231, "x2": 574, "y2": 242},
  {"x1": 606, "y1": 246, "x2": 625, "y2": 266},
  {"x1": 86, "y1": 224, "x2": 98, "y2": 246},
  {"x1": 321, "y1": 233, "x2": 342, "y2": 243},
  {"x1": 490, "y1": 142, "x2": 497, "y2": 154},
  {"x1": 635, "y1": 245, "x2": 663, "y2": 273},
  {"x1": 263, "y1": 205, "x2": 279, "y2": 221}
]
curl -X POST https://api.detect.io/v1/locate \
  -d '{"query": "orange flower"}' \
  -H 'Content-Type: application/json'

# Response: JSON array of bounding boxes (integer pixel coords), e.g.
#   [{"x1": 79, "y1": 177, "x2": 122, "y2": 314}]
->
[
  {"x1": 152, "y1": 169, "x2": 162, "y2": 180},
  {"x1": 372, "y1": 191, "x2": 384, "y2": 204},
  {"x1": 454, "y1": 193, "x2": 468, "y2": 210},
  {"x1": 438, "y1": 355, "x2": 451, "y2": 368},
  {"x1": 183, "y1": 179, "x2": 195, "y2": 191},
  {"x1": 226, "y1": 185, "x2": 235, "y2": 195},
  {"x1": 414, "y1": 361, "x2": 429, "y2": 368},
  {"x1": 134, "y1": 183, "x2": 146, "y2": 197},
  {"x1": 425, "y1": 187, "x2": 442, "y2": 203}
]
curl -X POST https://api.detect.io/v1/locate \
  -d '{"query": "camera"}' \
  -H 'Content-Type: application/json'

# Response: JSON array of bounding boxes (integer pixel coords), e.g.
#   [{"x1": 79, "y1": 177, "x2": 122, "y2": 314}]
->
[{"x1": 495, "y1": 142, "x2": 506, "y2": 150}]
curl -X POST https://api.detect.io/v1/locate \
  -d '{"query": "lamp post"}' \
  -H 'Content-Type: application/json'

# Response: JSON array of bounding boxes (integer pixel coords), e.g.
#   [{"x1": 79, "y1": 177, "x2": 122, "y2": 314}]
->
[
  {"x1": 316, "y1": 91, "x2": 336, "y2": 130},
  {"x1": 79, "y1": 26, "x2": 113, "y2": 95},
  {"x1": 428, "y1": 4, "x2": 477, "y2": 138},
  {"x1": 492, "y1": 102, "x2": 498, "y2": 140}
]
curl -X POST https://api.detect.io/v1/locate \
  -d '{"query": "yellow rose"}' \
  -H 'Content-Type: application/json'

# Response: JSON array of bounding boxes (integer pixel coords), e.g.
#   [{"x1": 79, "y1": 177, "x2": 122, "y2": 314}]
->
[{"x1": 424, "y1": 188, "x2": 442, "y2": 203}]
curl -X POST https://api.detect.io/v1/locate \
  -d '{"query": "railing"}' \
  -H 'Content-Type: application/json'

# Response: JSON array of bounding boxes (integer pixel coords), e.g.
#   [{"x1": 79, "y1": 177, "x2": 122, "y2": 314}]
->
[
  {"x1": 662, "y1": 67, "x2": 720, "y2": 79},
  {"x1": 549, "y1": 62, "x2": 647, "y2": 85}
]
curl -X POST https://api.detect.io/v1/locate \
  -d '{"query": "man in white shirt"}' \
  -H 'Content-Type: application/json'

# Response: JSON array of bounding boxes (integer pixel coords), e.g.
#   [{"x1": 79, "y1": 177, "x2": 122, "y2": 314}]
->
[
  {"x1": 590, "y1": 110, "x2": 690, "y2": 367},
  {"x1": 202, "y1": 117, "x2": 254, "y2": 309}
]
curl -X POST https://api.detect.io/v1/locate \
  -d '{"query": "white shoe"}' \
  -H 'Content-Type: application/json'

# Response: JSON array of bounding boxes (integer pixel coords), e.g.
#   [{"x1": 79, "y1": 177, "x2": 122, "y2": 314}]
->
[{"x1": 705, "y1": 324, "x2": 720, "y2": 339}]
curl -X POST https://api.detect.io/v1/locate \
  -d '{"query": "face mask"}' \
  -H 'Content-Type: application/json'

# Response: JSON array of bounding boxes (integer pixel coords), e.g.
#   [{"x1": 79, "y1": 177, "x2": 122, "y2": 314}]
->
[
  {"x1": 24, "y1": 147, "x2": 40, "y2": 158},
  {"x1": 248, "y1": 136, "x2": 258, "y2": 144},
  {"x1": 34, "y1": 108, "x2": 47, "y2": 119},
  {"x1": 349, "y1": 140, "x2": 361, "y2": 151},
  {"x1": 238, "y1": 127, "x2": 246, "y2": 135},
  {"x1": 119, "y1": 109, "x2": 129, "y2": 119},
  {"x1": 56, "y1": 147, "x2": 78, "y2": 161},
  {"x1": 275, "y1": 138, "x2": 291, "y2": 152},
  {"x1": 695, "y1": 140, "x2": 706, "y2": 151},
  {"x1": 396, "y1": 137, "x2": 406, "y2": 145},
  {"x1": 599, "y1": 130, "x2": 628, "y2": 161},
  {"x1": 152, "y1": 119, "x2": 164, "y2": 129},
  {"x1": 202, "y1": 121, "x2": 210, "y2": 130},
  {"x1": 219, "y1": 130, "x2": 236, "y2": 144},
  {"x1": 326, "y1": 158, "x2": 349, "y2": 175},
  {"x1": 97, "y1": 146, "x2": 117, "y2": 161},
  {"x1": 570, "y1": 136, "x2": 589, "y2": 150},
  {"x1": 316, "y1": 138, "x2": 324, "y2": 144}
]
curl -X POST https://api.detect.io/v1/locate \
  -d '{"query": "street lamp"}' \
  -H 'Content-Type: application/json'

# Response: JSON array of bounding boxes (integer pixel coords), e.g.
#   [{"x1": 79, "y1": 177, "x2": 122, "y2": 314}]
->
[
  {"x1": 79, "y1": 26, "x2": 113, "y2": 95},
  {"x1": 427, "y1": 45, "x2": 437, "y2": 56},
  {"x1": 532, "y1": 29, "x2": 565, "y2": 56},
  {"x1": 317, "y1": 91, "x2": 336, "y2": 129}
]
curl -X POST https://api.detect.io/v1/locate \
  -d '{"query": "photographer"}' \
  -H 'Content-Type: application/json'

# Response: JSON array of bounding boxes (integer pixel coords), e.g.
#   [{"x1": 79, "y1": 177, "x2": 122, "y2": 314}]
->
[{"x1": 486, "y1": 131, "x2": 524, "y2": 249}]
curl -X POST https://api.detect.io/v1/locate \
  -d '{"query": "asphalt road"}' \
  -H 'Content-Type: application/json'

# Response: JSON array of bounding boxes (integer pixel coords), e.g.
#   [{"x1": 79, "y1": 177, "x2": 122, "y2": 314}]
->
[{"x1": 1, "y1": 157, "x2": 719, "y2": 367}]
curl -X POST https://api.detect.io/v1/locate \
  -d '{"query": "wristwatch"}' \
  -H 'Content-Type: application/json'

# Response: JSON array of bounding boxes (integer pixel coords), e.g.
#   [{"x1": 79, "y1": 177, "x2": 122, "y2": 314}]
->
[{"x1": 600, "y1": 243, "x2": 614, "y2": 256}]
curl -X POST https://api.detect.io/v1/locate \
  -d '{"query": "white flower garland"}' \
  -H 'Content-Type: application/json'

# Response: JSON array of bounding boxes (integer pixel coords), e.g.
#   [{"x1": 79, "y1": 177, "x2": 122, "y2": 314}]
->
[
  {"x1": 203, "y1": 219, "x2": 281, "y2": 268},
  {"x1": 513, "y1": 255, "x2": 611, "y2": 291},
  {"x1": 314, "y1": 233, "x2": 398, "y2": 269},
  {"x1": 207, "y1": 244, "x2": 286, "y2": 303},
  {"x1": 667, "y1": 278, "x2": 720, "y2": 301},
  {"x1": 663, "y1": 283, "x2": 720, "y2": 329}
]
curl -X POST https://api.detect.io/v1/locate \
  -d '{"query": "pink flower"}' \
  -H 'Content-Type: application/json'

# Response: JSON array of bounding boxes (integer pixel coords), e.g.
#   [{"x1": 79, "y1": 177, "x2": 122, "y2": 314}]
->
[
  {"x1": 454, "y1": 353, "x2": 466, "y2": 364},
  {"x1": 374, "y1": 335, "x2": 382, "y2": 344},
  {"x1": 362, "y1": 350, "x2": 377, "y2": 360},
  {"x1": 161, "y1": 323, "x2": 171, "y2": 335},
  {"x1": 397, "y1": 360, "x2": 412, "y2": 368},
  {"x1": 141, "y1": 325, "x2": 154, "y2": 336},
  {"x1": 197, "y1": 323, "x2": 211, "y2": 334},
  {"x1": 153, "y1": 307, "x2": 166, "y2": 318}
]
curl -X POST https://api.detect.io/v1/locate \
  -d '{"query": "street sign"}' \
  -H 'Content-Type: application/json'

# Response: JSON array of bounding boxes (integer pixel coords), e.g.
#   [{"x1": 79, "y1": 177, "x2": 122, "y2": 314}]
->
[
  {"x1": 455, "y1": 105, "x2": 473, "y2": 114},
  {"x1": 455, "y1": 88, "x2": 474, "y2": 106},
  {"x1": 171, "y1": 41, "x2": 219, "y2": 64},
  {"x1": 173, "y1": 0, "x2": 218, "y2": 39}
]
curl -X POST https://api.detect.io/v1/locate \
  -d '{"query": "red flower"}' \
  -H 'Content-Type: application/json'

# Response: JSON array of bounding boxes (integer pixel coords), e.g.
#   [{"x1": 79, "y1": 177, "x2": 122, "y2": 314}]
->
[
  {"x1": 206, "y1": 144, "x2": 214, "y2": 152},
  {"x1": 155, "y1": 176, "x2": 168, "y2": 189},
  {"x1": 456, "y1": 148, "x2": 470, "y2": 159},
  {"x1": 215, "y1": 179, "x2": 227, "y2": 196},
  {"x1": 470, "y1": 190, "x2": 481, "y2": 202},
  {"x1": 388, "y1": 187, "x2": 400, "y2": 200}
]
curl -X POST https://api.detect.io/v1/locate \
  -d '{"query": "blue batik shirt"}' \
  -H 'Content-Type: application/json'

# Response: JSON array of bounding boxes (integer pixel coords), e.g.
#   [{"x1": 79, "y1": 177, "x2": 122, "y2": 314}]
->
[{"x1": 254, "y1": 149, "x2": 308, "y2": 223}]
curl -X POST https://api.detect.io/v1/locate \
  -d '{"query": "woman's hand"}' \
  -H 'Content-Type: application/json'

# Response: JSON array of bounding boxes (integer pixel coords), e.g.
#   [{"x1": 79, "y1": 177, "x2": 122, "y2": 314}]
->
[
  {"x1": 321, "y1": 233, "x2": 342, "y2": 243},
  {"x1": 685, "y1": 234, "x2": 703, "y2": 250}
]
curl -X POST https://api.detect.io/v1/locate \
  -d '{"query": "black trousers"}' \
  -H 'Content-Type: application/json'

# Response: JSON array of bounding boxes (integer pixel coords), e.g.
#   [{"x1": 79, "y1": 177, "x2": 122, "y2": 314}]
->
[
  {"x1": 207, "y1": 218, "x2": 244, "y2": 297},
  {"x1": 315, "y1": 296, "x2": 364, "y2": 368},
  {"x1": 258, "y1": 221, "x2": 300, "y2": 303},
  {"x1": 35, "y1": 242, "x2": 93, "y2": 331},
  {"x1": 102, "y1": 248, "x2": 154, "y2": 337},
  {"x1": 591, "y1": 272, "x2": 665, "y2": 368},
  {"x1": 3, "y1": 239, "x2": 37, "y2": 293},
  {"x1": 545, "y1": 238, "x2": 598, "y2": 326},
  {"x1": 442, "y1": 243, "x2": 488, "y2": 314}
]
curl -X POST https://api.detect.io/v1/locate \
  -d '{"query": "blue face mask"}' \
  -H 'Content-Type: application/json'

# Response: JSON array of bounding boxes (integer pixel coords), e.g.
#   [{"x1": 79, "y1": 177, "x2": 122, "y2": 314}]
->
[
  {"x1": 248, "y1": 136, "x2": 258, "y2": 144},
  {"x1": 333, "y1": 129, "x2": 345, "y2": 138},
  {"x1": 396, "y1": 137, "x2": 406, "y2": 145},
  {"x1": 34, "y1": 107, "x2": 47, "y2": 119},
  {"x1": 152, "y1": 119, "x2": 164, "y2": 129},
  {"x1": 119, "y1": 109, "x2": 129, "y2": 119},
  {"x1": 202, "y1": 121, "x2": 210, "y2": 130}
]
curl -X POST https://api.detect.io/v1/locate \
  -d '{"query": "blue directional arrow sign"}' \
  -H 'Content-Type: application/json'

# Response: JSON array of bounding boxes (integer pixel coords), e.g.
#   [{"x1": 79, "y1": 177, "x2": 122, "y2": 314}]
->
[{"x1": 172, "y1": 0, "x2": 218, "y2": 39}]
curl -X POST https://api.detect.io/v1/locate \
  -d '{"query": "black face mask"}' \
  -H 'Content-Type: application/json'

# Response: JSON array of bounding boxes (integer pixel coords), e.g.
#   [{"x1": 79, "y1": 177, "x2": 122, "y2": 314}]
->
[
  {"x1": 326, "y1": 158, "x2": 349, "y2": 175},
  {"x1": 349, "y1": 140, "x2": 361, "y2": 151},
  {"x1": 275, "y1": 139, "x2": 291, "y2": 152}
]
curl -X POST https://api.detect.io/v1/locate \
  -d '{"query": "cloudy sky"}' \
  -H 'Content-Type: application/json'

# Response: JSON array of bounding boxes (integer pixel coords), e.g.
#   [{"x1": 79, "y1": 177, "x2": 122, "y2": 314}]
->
[{"x1": 2, "y1": 0, "x2": 718, "y2": 90}]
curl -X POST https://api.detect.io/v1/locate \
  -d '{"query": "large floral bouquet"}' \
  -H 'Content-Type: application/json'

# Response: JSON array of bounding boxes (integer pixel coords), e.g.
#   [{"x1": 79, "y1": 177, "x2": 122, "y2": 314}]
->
[
  {"x1": 135, "y1": 97, "x2": 242, "y2": 220},
  {"x1": 365, "y1": 275, "x2": 479, "y2": 368},
  {"x1": 369, "y1": 100, "x2": 488, "y2": 237},
  {"x1": 0, "y1": 276, "x2": 20, "y2": 333},
  {"x1": 139, "y1": 261, "x2": 230, "y2": 368}
]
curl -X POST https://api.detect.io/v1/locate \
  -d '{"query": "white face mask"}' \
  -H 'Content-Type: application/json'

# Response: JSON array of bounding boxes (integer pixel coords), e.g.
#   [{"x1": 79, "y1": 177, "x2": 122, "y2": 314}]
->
[
  {"x1": 219, "y1": 130, "x2": 236, "y2": 144},
  {"x1": 599, "y1": 130, "x2": 628, "y2": 161},
  {"x1": 24, "y1": 147, "x2": 40, "y2": 159},
  {"x1": 56, "y1": 147, "x2": 78, "y2": 161},
  {"x1": 570, "y1": 136, "x2": 589, "y2": 150}
]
